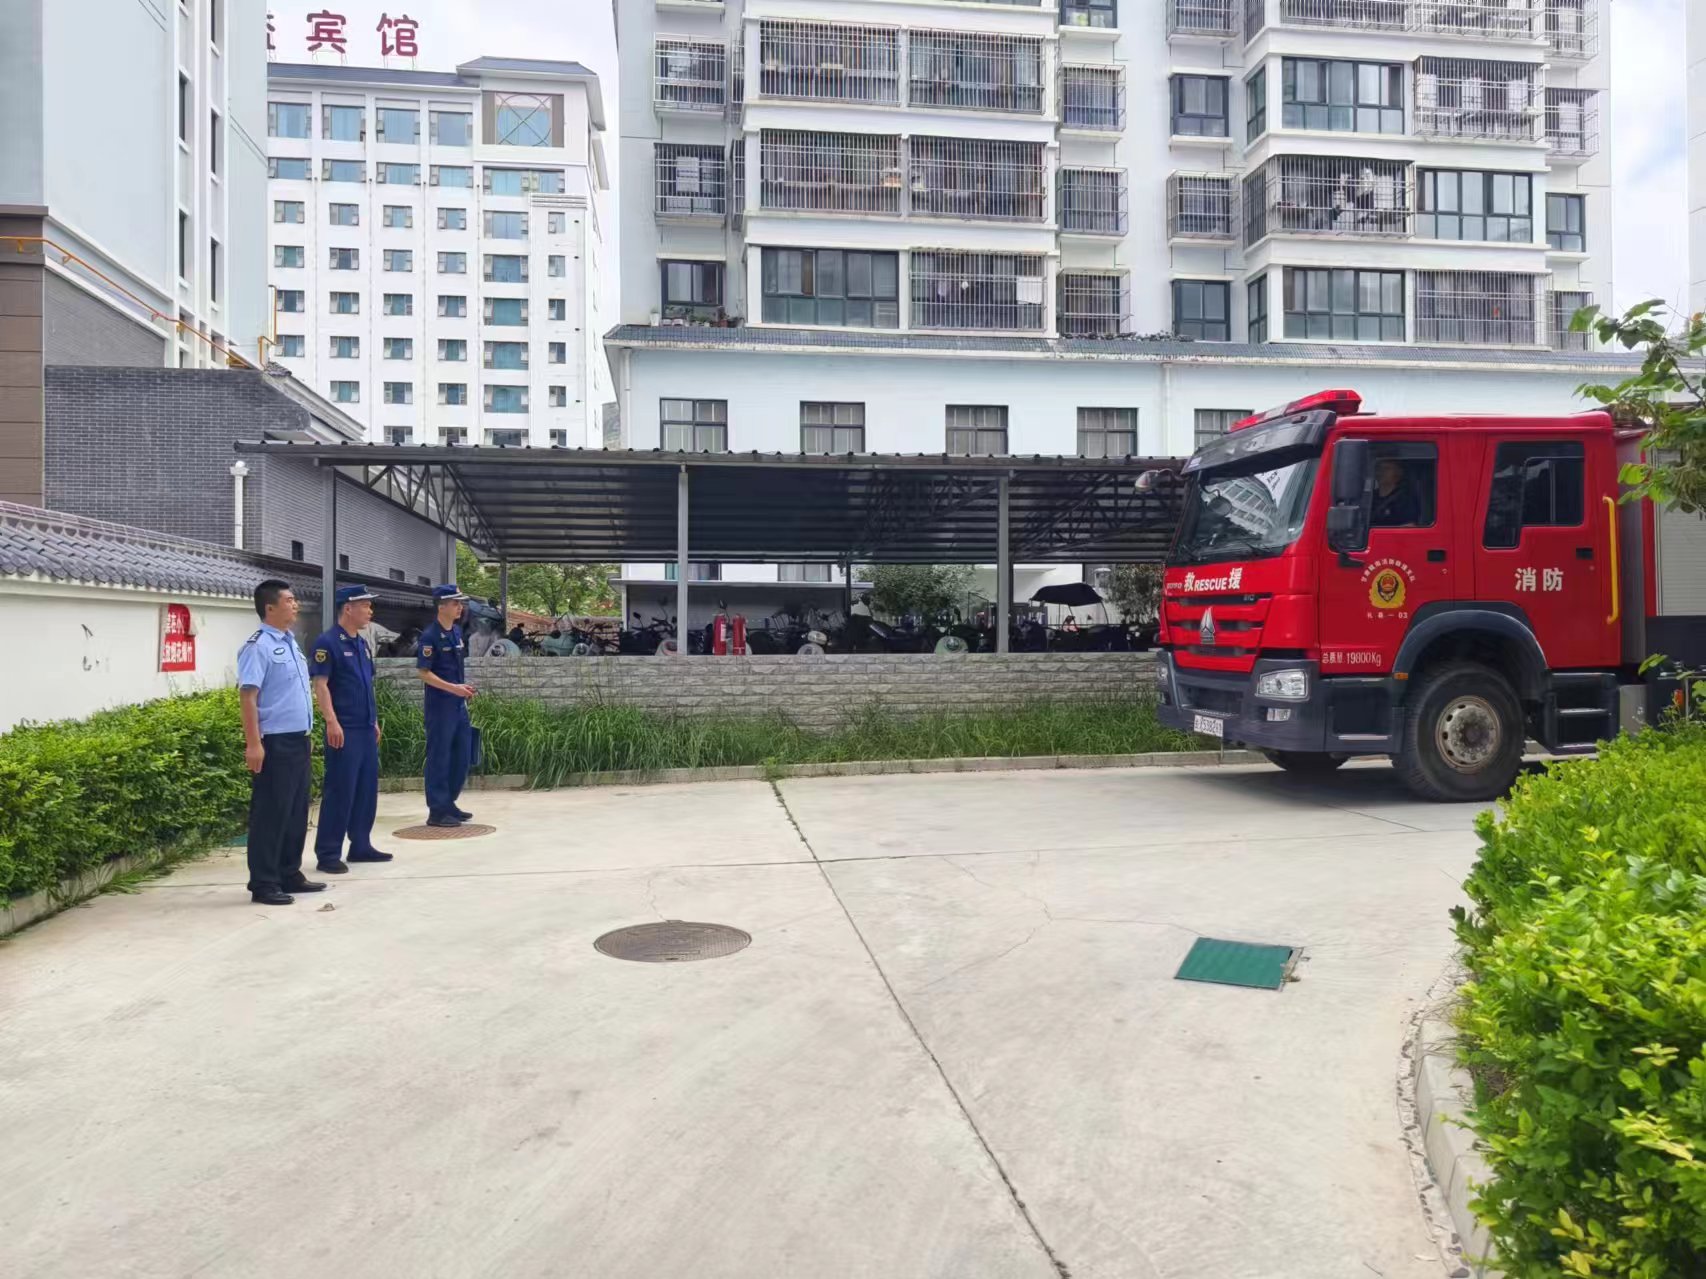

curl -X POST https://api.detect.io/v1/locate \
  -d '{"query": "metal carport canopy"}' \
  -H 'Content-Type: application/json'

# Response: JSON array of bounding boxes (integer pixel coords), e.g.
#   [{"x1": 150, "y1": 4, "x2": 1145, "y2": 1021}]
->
[{"x1": 232, "y1": 442, "x2": 1186, "y2": 565}]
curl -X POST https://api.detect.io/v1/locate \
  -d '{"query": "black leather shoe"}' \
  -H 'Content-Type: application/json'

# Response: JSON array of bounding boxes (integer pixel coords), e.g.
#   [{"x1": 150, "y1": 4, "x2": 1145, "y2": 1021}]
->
[
  {"x1": 347, "y1": 849, "x2": 394, "y2": 862},
  {"x1": 426, "y1": 814, "x2": 461, "y2": 828},
  {"x1": 450, "y1": 806, "x2": 474, "y2": 821},
  {"x1": 250, "y1": 890, "x2": 294, "y2": 906},
  {"x1": 316, "y1": 860, "x2": 350, "y2": 875},
  {"x1": 283, "y1": 878, "x2": 328, "y2": 893}
]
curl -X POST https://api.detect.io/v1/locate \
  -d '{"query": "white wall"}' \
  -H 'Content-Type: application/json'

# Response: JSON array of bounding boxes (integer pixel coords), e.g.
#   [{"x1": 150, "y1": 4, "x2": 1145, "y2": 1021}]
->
[
  {"x1": 1691, "y1": 1, "x2": 1706, "y2": 314},
  {"x1": 0, "y1": 583, "x2": 259, "y2": 732}
]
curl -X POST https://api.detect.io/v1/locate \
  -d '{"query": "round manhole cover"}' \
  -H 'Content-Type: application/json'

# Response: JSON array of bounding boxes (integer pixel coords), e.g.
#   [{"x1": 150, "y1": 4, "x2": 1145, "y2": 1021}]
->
[
  {"x1": 391, "y1": 822, "x2": 497, "y2": 841},
  {"x1": 595, "y1": 921, "x2": 752, "y2": 963}
]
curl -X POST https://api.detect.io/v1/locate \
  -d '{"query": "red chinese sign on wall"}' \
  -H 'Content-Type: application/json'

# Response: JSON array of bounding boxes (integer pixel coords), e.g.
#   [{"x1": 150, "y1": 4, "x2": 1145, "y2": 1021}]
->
[
  {"x1": 160, "y1": 604, "x2": 197, "y2": 673},
  {"x1": 269, "y1": 11, "x2": 421, "y2": 61}
]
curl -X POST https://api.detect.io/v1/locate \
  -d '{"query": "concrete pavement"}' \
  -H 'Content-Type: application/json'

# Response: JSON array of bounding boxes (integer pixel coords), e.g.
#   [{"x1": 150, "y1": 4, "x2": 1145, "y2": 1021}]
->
[{"x1": 0, "y1": 764, "x2": 1484, "y2": 1279}]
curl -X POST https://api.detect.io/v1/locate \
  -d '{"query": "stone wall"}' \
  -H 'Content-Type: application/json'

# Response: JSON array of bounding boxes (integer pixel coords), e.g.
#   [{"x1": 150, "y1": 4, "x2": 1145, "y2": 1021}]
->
[{"x1": 376, "y1": 652, "x2": 1156, "y2": 730}]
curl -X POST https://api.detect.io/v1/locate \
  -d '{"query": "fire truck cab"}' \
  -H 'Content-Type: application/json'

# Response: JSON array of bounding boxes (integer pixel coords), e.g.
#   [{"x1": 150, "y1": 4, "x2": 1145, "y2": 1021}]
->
[{"x1": 1153, "y1": 389, "x2": 1706, "y2": 801}]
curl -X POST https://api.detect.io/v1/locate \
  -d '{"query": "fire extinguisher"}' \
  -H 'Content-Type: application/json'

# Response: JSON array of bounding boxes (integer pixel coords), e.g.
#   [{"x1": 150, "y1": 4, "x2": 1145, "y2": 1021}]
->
[
  {"x1": 712, "y1": 611, "x2": 729, "y2": 656},
  {"x1": 731, "y1": 613, "x2": 747, "y2": 656}
]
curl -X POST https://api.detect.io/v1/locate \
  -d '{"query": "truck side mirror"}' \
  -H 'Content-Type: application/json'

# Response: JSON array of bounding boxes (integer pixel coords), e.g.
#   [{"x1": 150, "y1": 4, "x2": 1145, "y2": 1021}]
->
[{"x1": 1327, "y1": 439, "x2": 1371, "y2": 554}]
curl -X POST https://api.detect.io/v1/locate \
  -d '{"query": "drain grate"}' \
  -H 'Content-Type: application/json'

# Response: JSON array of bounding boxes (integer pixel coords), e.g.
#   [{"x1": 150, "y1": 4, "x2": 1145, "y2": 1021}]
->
[
  {"x1": 595, "y1": 921, "x2": 751, "y2": 964},
  {"x1": 392, "y1": 822, "x2": 497, "y2": 841},
  {"x1": 1175, "y1": 937, "x2": 1300, "y2": 991}
]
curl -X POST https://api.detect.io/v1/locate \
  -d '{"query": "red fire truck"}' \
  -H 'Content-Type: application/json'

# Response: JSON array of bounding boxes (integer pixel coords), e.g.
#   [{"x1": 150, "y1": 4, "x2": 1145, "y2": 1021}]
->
[{"x1": 1153, "y1": 390, "x2": 1706, "y2": 801}]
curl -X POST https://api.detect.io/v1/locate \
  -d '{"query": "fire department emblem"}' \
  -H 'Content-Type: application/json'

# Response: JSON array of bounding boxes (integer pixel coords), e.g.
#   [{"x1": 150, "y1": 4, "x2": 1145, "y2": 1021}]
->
[
  {"x1": 313, "y1": 648, "x2": 328, "y2": 663},
  {"x1": 1368, "y1": 568, "x2": 1406, "y2": 611},
  {"x1": 1199, "y1": 608, "x2": 1217, "y2": 645}
]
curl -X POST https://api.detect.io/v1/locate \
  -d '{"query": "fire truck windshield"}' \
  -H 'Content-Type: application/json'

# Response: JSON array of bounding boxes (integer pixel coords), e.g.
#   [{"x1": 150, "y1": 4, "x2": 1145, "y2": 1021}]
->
[{"x1": 1170, "y1": 455, "x2": 1320, "y2": 567}]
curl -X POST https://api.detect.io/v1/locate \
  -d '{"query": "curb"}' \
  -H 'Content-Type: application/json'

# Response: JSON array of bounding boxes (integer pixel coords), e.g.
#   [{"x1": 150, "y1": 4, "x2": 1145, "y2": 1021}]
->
[
  {"x1": 1, "y1": 851, "x2": 156, "y2": 938},
  {"x1": 376, "y1": 749, "x2": 1265, "y2": 792},
  {"x1": 1413, "y1": 1013, "x2": 1500, "y2": 1278}
]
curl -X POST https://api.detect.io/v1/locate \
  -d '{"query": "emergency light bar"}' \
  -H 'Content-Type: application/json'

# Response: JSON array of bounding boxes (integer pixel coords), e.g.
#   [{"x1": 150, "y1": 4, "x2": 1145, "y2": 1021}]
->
[{"x1": 1231, "y1": 389, "x2": 1363, "y2": 431}]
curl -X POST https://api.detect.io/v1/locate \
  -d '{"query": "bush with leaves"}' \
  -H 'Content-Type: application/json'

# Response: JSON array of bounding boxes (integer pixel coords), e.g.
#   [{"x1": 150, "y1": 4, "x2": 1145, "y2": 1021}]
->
[
  {"x1": 856, "y1": 563, "x2": 975, "y2": 622},
  {"x1": 1576, "y1": 301, "x2": 1706, "y2": 514},
  {"x1": 1453, "y1": 729, "x2": 1706, "y2": 1277},
  {"x1": 0, "y1": 690, "x2": 256, "y2": 903}
]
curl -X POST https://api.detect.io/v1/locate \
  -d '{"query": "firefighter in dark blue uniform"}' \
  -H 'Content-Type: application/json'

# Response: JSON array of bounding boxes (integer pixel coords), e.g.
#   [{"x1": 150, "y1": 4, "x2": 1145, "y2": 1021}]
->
[
  {"x1": 310, "y1": 584, "x2": 392, "y2": 871},
  {"x1": 417, "y1": 584, "x2": 477, "y2": 827}
]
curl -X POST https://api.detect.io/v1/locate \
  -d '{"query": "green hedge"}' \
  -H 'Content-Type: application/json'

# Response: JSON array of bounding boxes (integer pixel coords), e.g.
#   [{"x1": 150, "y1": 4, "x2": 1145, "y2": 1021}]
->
[
  {"x1": 0, "y1": 690, "x2": 254, "y2": 903},
  {"x1": 1454, "y1": 728, "x2": 1706, "y2": 1278}
]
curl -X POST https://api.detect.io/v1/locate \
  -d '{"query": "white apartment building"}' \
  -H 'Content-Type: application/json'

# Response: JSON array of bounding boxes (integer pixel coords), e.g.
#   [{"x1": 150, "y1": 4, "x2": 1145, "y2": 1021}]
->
[
  {"x1": 0, "y1": 0, "x2": 269, "y2": 506},
  {"x1": 264, "y1": 58, "x2": 611, "y2": 447},
  {"x1": 610, "y1": 0, "x2": 1620, "y2": 619}
]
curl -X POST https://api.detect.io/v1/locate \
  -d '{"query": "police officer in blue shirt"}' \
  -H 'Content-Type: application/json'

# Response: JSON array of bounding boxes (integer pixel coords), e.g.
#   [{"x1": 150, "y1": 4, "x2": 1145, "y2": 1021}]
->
[
  {"x1": 416, "y1": 584, "x2": 477, "y2": 827},
  {"x1": 310, "y1": 585, "x2": 393, "y2": 872},
  {"x1": 237, "y1": 579, "x2": 323, "y2": 905}
]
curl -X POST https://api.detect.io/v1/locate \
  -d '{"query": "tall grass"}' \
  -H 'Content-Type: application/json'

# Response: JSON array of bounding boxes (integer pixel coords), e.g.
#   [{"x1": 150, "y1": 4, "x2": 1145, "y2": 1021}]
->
[{"x1": 373, "y1": 681, "x2": 1201, "y2": 787}]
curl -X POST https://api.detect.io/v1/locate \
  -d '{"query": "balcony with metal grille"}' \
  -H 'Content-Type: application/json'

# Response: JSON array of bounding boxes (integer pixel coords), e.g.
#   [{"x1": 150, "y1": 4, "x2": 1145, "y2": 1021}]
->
[
  {"x1": 756, "y1": 20, "x2": 902, "y2": 107},
  {"x1": 912, "y1": 251, "x2": 1048, "y2": 332},
  {"x1": 1243, "y1": 157, "x2": 1411, "y2": 246},
  {"x1": 1543, "y1": 0, "x2": 1597, "y2": 59},
  {"x1": 730, "y1": 140, "x2": 746, "y2": 229},
  {"x1": 1414, "y1": 58, "x2": 1545, "y2": 142},
  {"x1": 1060, "y1": 64, "x2": 1124, "y2": 131},
  {"x1": 1170, "y1": 0, "x2": 1238, "y2": 36},
  {"x1": 654, "y1": 38, "x2": 727, "y2": 114},
  {"x1": 1057, "y1": 167, "x2": 1127, "y2": 236},
  {"x1": 911, "y1": 138, "x2": 1047, "y2": 222},
  {"x1": 1057, "y1": 272, "x2": 1130, "y2": 339},
  {"x1": 1416, "y1": 270, "x2": 1545, "y2": 345},
  {"x1": 1264, "y1": 0, "x2": 1544, "y2": 40},
  {"x1": 758, "y1": 130, "x2": 903, "y2": 216},
  {"x1": 1545, "y1": 88, "x2": 1599, "y2": 158},
  {"x1": 655, "y1": 144, "x2": 728, "y2": 222},
  {"x1": 1167, "y1": 173, "x2": 1237, "y2": 242},
  {"x1": 908, "y1": 31, "x2": 1047, "y2": 116}
]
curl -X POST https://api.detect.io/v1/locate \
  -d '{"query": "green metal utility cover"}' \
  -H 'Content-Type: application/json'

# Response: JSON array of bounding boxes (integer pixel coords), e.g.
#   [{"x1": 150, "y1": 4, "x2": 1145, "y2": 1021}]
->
[{"x1": 1175, "y1": 938, "x2": 1300, "y2": 991}]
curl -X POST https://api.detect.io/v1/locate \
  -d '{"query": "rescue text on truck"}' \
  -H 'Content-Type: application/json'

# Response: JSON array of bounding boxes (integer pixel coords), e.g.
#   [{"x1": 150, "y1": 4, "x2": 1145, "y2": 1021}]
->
[{"x1": 1152, "y1": 390, "x2": 1706, "y2": 801}]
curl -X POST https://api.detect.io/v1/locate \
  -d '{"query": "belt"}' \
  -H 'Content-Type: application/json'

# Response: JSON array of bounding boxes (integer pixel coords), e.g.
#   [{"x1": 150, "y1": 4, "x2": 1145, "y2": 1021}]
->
[{"x1": 261, "y1": 730, "x2": 311, "y2": 739}]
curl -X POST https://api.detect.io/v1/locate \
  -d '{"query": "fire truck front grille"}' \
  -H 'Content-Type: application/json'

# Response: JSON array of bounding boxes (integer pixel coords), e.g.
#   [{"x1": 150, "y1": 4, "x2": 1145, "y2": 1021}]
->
[{"x1": 1180, "y1": 683, "x2": 1242, "y2": 715}]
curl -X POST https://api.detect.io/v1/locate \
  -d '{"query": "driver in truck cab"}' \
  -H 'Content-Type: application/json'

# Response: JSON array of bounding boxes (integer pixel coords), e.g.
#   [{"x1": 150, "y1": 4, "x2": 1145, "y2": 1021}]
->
[{"x1": 1371, "y1": 458, "x2": 1420, "y2": 528}]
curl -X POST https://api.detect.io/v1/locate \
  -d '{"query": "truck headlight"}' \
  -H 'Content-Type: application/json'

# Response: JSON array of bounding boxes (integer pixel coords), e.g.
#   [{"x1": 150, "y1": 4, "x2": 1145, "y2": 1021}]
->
[{"x1": 1256, "y1": 668, "x2": 1309, "y2": 700}]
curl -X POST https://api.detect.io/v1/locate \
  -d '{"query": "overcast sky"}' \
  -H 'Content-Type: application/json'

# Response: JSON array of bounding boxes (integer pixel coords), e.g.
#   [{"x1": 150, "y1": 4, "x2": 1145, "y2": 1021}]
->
[{"x1": 268, "y1": 0, "x2": 1689, "y2": 316}]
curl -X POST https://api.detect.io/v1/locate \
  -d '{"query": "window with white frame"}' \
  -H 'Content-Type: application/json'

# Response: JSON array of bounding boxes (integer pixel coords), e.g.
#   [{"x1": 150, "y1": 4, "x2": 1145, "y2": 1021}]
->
[
  {"x1": 438, "y1": 208, "x2": 468, "y2": 231},
  {"x1": 549, "y1": 255, "x2": 566, "y2": 278},
  {"x1": 442, "y1": 427, "x2": 468, "y2": 445},
  {"x1": 801, "y1": 402, "x2": 865, "y2": 453},
  {"x1": 432, "y1": 165, "x2": 473, "y2": 189},
  {"x1": 548, "y1": 299, "x2": 566, "y2": 321},
  {"x1": 1077, "y1": 408, "x2": 1138, "y2": 458},
  {"x1": 946, "y1": 405, "x2": 1008, "y2": 456},
  {"x1": 384, "y1": 337, "x2": 413, "y2": 360},
  {"x1": 330, "y1": 381, "x2": 360, "y2": 403},
  {"x1": 323, "y1": 159, "x2": 364, "y2": 183},
  {"x1": 437, "y1": 252, "x2": 466, "y2": 274},
  {"x1": 384, "y1": 249, "x2": 413, "y2": 272},
  {"x1": 437, "y1": 339, "x2": 466, "y2": 361},
  {"x1": 377, "y1": 107, "x2": 418, "y2": 142},
  {"x1": 485, "y1": 385, "x2": 529, "y2": 413},
  {"x1": 484, "y1": 210, "x2": 529, "y2": 239},
  {"x1": 276, "y1": 334, "x2": 305, "y2": 356},
  {"x1": 277, "y1": 290, "x2": 304, "y2": 313},
  {"x1": 275, "y1": 245, "x2": 304, "y2": 269},
  {"x1": 329, "y1": 335, "x2": 359, "y2": 359},
  {"x1": 322, "y1": 105, "x2": 364, "y2": 140},
  {"x1": 780, "y1": 564, "x2": 833, "y2": 583},
  {"x1": 438, "y1": 294, "x2": 467, "y2": 318},
  {"x1": 329, "y1": 203, "x2": 359, "y2": 226},
  {"x1": 269, "y1": 101, "x2": 310, "y2": 137},
  {"x1": 383, "y1": 382, "x2": 412, "y2": 405},
  {"x1": 383, "y1": 205, "x2": 412, "y2": 229},
  {"x1": 383, "y1": 293, "x2": 413, "y2": 316},
  {"x1": 661, "y1": 399, "x2": 728, "y2": 452},
  {"x1": 269, "y1": 157, "x2": 309, "y2": 180},
  {"x1": 431, "y1": 111, "x2": 471, "y2": 145},
  {"x1": 1194, "y1": 409, "x2": 1251, "y2": 446},
  {"x1": 440, "y1": 383, "x2": 468, "y2": 405},
  {"x1": 549, "y1": 212, "x2": 567, "y2": 234},
  {"x1": 484, "y1": 254, "x2": 527, "y2": 284},
  {"x1": 549, "y1": 342, "x2": 566, "y2": 364},
  {"x1": 328, "y1": 247, "x2": 359, "y2": 271},
  {"x1": 548, "y1": 385, "x2": 567, "y2": 407},
  {"x1": 487, "y1": 92, "x2": 557, "y2": 147},
  {"x1": 549, "y1": 429, "x2": 568, "y2": 447},
  {"x1": 275, "y1": 200, "x2": 305, "y2": 224},
  {"x1": 330, "y1": 291, "x2": 359, "y2": 314},
  {"x1": 377, "y1": 163, "x2": 419, "y2": 185}
]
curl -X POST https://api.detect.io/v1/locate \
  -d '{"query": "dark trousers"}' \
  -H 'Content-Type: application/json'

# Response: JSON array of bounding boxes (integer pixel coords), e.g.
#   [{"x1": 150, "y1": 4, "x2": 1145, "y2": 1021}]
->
[
  {"x1": 314, "y1": 726, "x2": 379, "y2": 864},
  {"x1": 424, "y1": 703, "x2": 471, "y2": 818},
  {"x1": 247, "y1": 732, "x2": 311, "y2": 892}
]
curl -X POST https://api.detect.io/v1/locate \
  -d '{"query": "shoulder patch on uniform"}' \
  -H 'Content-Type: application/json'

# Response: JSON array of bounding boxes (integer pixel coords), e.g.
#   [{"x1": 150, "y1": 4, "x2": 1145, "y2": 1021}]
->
[
  {"x1": 422, "y1": 644, "x2": 434, "y2": 656},
  {"x1": 314, "y1": 648, "x2": 329, "y2": 663},
  {"x1": 243, "y1": 630, "x2": 261, "y2": 645}
]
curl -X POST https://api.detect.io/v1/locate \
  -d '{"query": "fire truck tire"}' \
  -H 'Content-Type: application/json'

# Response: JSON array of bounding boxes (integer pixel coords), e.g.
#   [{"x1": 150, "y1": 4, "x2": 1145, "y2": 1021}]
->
[
  {"x1": 1394, "y1": 662, "x2": 1524, "y2": 802},
  {"x1": 1261, "y1": 750, "x2": 1348, "y2": 774}
]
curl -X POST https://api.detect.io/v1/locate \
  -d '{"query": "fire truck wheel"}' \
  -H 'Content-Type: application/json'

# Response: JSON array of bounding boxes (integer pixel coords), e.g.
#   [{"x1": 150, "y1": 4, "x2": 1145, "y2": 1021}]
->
[
  {"x1": 1395, "y1": 662, "x2": 1524, "y2": 802},
  {"x1": 1261, "y1": 750, "x2": 1348, "y2": 775}
]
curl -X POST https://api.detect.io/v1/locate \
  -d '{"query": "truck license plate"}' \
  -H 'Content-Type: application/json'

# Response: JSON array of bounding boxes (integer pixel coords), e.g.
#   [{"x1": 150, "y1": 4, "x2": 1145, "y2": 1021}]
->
[{"x1": 1192, "y1": 714, "x2": 1224, "y2": 738}]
